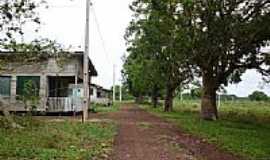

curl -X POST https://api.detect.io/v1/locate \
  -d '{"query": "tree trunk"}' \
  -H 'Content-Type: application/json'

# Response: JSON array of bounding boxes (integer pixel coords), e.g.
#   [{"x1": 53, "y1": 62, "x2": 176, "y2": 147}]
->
[
  {"x1": 164, "y1": 85, "x2": 174, "y2": 112},
  {"x1": 151, "y1": 86, "x2": 159, "y2": 108},
  {"x1": 135, "y1": 95, "x2": 144, "y2": 104},
  {"x1": 201, "y1": 73, "x2": 218, "y2": 120},
  {"x1": 152, "y1": 95, "x2": 158, "y2": 108}
]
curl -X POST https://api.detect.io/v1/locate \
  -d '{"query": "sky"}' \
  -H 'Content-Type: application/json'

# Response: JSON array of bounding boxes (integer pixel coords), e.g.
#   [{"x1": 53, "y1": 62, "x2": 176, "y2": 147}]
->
[{"x1": 23, "y1": 0, "x2": 270, "y2": 97}]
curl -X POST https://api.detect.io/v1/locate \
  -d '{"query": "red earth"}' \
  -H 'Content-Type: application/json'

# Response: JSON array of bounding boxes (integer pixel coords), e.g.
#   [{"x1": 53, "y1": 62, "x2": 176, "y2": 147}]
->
[{"x1": 91, "y1": 103, "x2": 244, "y2": 160}]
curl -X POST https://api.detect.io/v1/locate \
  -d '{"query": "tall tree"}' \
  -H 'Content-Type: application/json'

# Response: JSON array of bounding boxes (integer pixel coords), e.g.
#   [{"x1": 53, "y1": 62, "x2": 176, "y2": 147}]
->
[
  {"x1": 122, "y1": 37, "x2": 162, "y2": 104},
  {"x1": 181, "y1": 0, "x2": 270, "y2": 120},
  {"x1": 125, "y1": 0, "x2": 193, "y2": 111}
]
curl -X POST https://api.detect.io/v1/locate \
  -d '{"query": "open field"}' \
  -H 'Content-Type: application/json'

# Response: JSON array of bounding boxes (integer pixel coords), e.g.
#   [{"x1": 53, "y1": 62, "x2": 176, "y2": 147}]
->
[
  {"x1": 141, "y1": 100, "x2": 270, "y2": 159},
  {"x1": 0, "y1": 116, "x2": 116, "y2": 160}
]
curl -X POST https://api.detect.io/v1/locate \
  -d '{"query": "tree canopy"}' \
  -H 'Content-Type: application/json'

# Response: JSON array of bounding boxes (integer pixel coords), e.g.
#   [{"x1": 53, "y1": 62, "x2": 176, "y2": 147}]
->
[
  {"x1": 124, "y1": 0, "x2": 270, "y2": 120},
  {"x1": 123, "y1": 0, "x2": 194, "y2": 111},
  {"x1": 0, "y1": 0, "x2": 47, "y2": 46},
  {"x1": 0, "y1": 0, "x2": 65, "y2": 70},
  {"x1": 249, "y1": 91, "x2": 269, "y2": 101},
  {"x1": 181, "y1": 0, "x2": 270, "y2": 120}
]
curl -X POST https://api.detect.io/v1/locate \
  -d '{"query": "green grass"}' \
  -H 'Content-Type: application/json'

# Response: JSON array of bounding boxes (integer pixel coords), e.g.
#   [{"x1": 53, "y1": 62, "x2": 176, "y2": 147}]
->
[
  {"x1": 0, "y1": 117, "x2": 117, "y2": 160},
  {"x1": 141, "y1": 100, "x2": 270, "y2": 159},
  {"x1": 93, "y1": 102, "x2": 121, "y2": 113},
  {"x1": 174, "y1": 100, "x2": 270, "y2": 124}
]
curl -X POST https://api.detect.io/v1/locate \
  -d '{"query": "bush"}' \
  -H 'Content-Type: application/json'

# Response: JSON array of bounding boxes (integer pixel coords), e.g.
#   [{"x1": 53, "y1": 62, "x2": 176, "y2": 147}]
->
[
  {"x1": 248, "y1": 91, "x2": 268, "y2": 102},
  {"x1": 0, "y1": 116, "x2": 10, "y2": 129}
]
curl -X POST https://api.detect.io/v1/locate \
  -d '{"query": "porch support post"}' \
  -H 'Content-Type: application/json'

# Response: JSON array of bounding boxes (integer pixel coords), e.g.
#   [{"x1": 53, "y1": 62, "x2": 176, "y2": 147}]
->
[
  {"x1": 10, "y1": 75, "x2": 17, "y2": 103},
  {"x1": 75, "y1": 75, "x2": 78, "y2": 85},
  {"x1": 89, "y1": 76, "x2": 92, "y2": 108},
  {"x1": 74, "y1": 75, "x2": 78, "y2": 112},
  {"x1": 39, "y1": 75, "x2": 47, "y2": 110}
]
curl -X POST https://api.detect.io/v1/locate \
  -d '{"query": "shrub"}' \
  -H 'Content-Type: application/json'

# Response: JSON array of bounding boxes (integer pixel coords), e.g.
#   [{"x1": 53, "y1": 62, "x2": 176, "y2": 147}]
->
[{"x1": 248, "y1": 91, "x2": 268, "y2": 102}]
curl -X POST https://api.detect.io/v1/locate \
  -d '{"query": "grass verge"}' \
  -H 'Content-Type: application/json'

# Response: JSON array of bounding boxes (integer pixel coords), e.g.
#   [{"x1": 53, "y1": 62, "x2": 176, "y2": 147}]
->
[
  {"x1": 141, "y1": 100, "x2": 270, "y2": 160},
  {"x1": 0, "y1": 117, "x2": 117, "y2": 160},
  {"x1": 93, "y1": 102, "x2": 121, "y2": 113}
]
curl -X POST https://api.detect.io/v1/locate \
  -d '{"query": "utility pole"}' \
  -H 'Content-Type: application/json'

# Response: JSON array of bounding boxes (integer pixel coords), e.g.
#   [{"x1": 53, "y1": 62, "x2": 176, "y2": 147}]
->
[
  {"x1": 119, "y1": 84, "x2": 122, "y2": 102},
  {"x1": 113, "y1": 64, "x2": 116, "y2": 103},
  {"x1": 83, "y1": 0, "x2": 91, "y2": 123}
]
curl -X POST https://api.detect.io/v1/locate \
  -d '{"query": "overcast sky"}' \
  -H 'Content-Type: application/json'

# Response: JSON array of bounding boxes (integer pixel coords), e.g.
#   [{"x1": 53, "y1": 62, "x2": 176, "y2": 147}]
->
[{"x1": 23, "y1": 0, "x2": 270, "y2": 97}]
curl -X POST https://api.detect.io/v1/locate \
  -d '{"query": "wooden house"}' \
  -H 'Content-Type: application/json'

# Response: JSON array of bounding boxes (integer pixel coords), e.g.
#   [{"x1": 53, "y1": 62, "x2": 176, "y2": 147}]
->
[
  {"x1": 0, "y1": 51, "x2": 97, "y2": 113},
  {"x1": 90, "y1": 84, "x2": 112, "y2": 106}
]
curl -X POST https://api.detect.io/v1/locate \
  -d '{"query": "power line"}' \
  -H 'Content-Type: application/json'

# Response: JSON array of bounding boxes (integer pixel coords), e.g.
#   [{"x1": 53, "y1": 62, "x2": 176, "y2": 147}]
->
[
  {"x1": 91, "y1": 4, "x2": 117, "y2": 89},
  {"x1": 47, "y1": 5, "x2": 82, "y2": 9},
  {"x1": 49, "y1": 2, "x2": 116, "y2": 88},
  {"x1": 45, "y1": 3, "x2": 113, "y2": 67},
  {"x1": 91, "y1": 5, "x2": 113, "y2": 66}
]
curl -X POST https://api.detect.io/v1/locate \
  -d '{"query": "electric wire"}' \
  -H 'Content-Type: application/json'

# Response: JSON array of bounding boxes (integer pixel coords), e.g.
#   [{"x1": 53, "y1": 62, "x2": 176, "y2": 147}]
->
[{"x1": 91, "y1": 5, "x2": 113, "y2": 66}]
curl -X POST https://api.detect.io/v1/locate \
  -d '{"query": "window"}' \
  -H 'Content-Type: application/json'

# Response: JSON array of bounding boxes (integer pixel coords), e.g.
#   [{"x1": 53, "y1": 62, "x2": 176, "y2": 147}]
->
[
  {"x1": 16, "y1": 76, "x2": 40, "y2": 96},
  {"x1": 97, "y1": 91, "x2": 102, "y2": 98},
  {"x1": 90, "y1": 88, "x2": 93, "y2": 95},
  {"x1": 48, "y1": 76, "x2": 74, "y2": 97},
  {"x1": 0, "y1": 76, "x2": 11, "y2": 96}
]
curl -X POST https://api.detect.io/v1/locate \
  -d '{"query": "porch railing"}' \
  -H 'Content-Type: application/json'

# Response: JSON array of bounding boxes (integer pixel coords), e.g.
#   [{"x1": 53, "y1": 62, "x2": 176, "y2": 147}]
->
[
  {"x1": 92, "y1": 97, "x2": 112, "y2": 105},
  {"x1": 47, "y1": 97, "x2": 83, "y2": 112}
]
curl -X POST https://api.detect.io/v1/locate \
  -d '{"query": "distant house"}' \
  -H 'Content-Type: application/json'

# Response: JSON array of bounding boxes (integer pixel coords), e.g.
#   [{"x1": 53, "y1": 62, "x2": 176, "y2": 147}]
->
[
  {"x1": 0, "y1": 51, "x2": 97, "y2": 113},
  {"x1": 90, "y1": 84, "x2": 112, "y2": 106}
]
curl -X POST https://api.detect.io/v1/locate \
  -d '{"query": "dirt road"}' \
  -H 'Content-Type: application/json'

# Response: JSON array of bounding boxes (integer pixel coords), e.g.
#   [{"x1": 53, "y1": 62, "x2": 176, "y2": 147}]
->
[{"x1": 94, "y1": 104, "x2": 242, "y2": 160}]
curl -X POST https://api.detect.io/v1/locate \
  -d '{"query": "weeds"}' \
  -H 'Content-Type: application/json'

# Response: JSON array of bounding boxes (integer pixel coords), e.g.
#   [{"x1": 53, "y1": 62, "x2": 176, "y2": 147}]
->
[
  {"x1": 0, "y1": 119, "x2": 117, "y2": 160},
  {"x1": 93, "y1": 102, "x2": 120, "y2": 113}
]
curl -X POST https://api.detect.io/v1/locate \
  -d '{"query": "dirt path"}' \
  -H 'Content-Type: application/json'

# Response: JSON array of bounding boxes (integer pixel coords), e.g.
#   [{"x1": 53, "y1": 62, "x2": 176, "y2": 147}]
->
[{"x1": 93, "y1": 104, "x2": 243, "y2": 160}]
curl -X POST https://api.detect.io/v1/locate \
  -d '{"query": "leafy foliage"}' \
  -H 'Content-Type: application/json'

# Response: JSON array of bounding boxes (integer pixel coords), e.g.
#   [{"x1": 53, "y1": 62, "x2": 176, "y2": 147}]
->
[
  {"x1": 181, "y1": 0, "x2": 270, "y2": 119},
  {"x1": 0, "y1": 0, "x2": 46, "y2": 46},
  {"x1": 249, "y1": 91, "x2": 269, "y2": 101},
  {"x1": 0, "y1": 0, "x2": 68, "y2": 70},
  {"x1": 125, "y1": 0, "x2": 270, "y2": 118},
  {"x1": 191, "y1": 88, "x2": 202, "y2": 99},
  {"x1": 184, "y1": 0, "x2": 270, "y2": 84},
  {"x1": 0, "y1": 0, "x2": 45, "y2": 65},
  {"x1": 18, "y1": 80, "x2": 40, "y2": 111},
  {"x1": 124, "y1": 0, "x2": 194, "y2": 110}
]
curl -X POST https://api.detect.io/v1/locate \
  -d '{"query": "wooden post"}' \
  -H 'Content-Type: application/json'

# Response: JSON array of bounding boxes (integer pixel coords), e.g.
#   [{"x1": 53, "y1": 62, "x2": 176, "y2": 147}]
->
[
  {"x1": 83, "y1": 0, "x2": 91, "y2": 123},
  {"x1": 113, "y1": 64, "x2": 116, "y2": 103},
  {"x1": 119, "y1": 84, "x2": 122, "y2": 102},
  {"x1": 10, "y1": 75, "x2": 17, "y2": 103}
]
